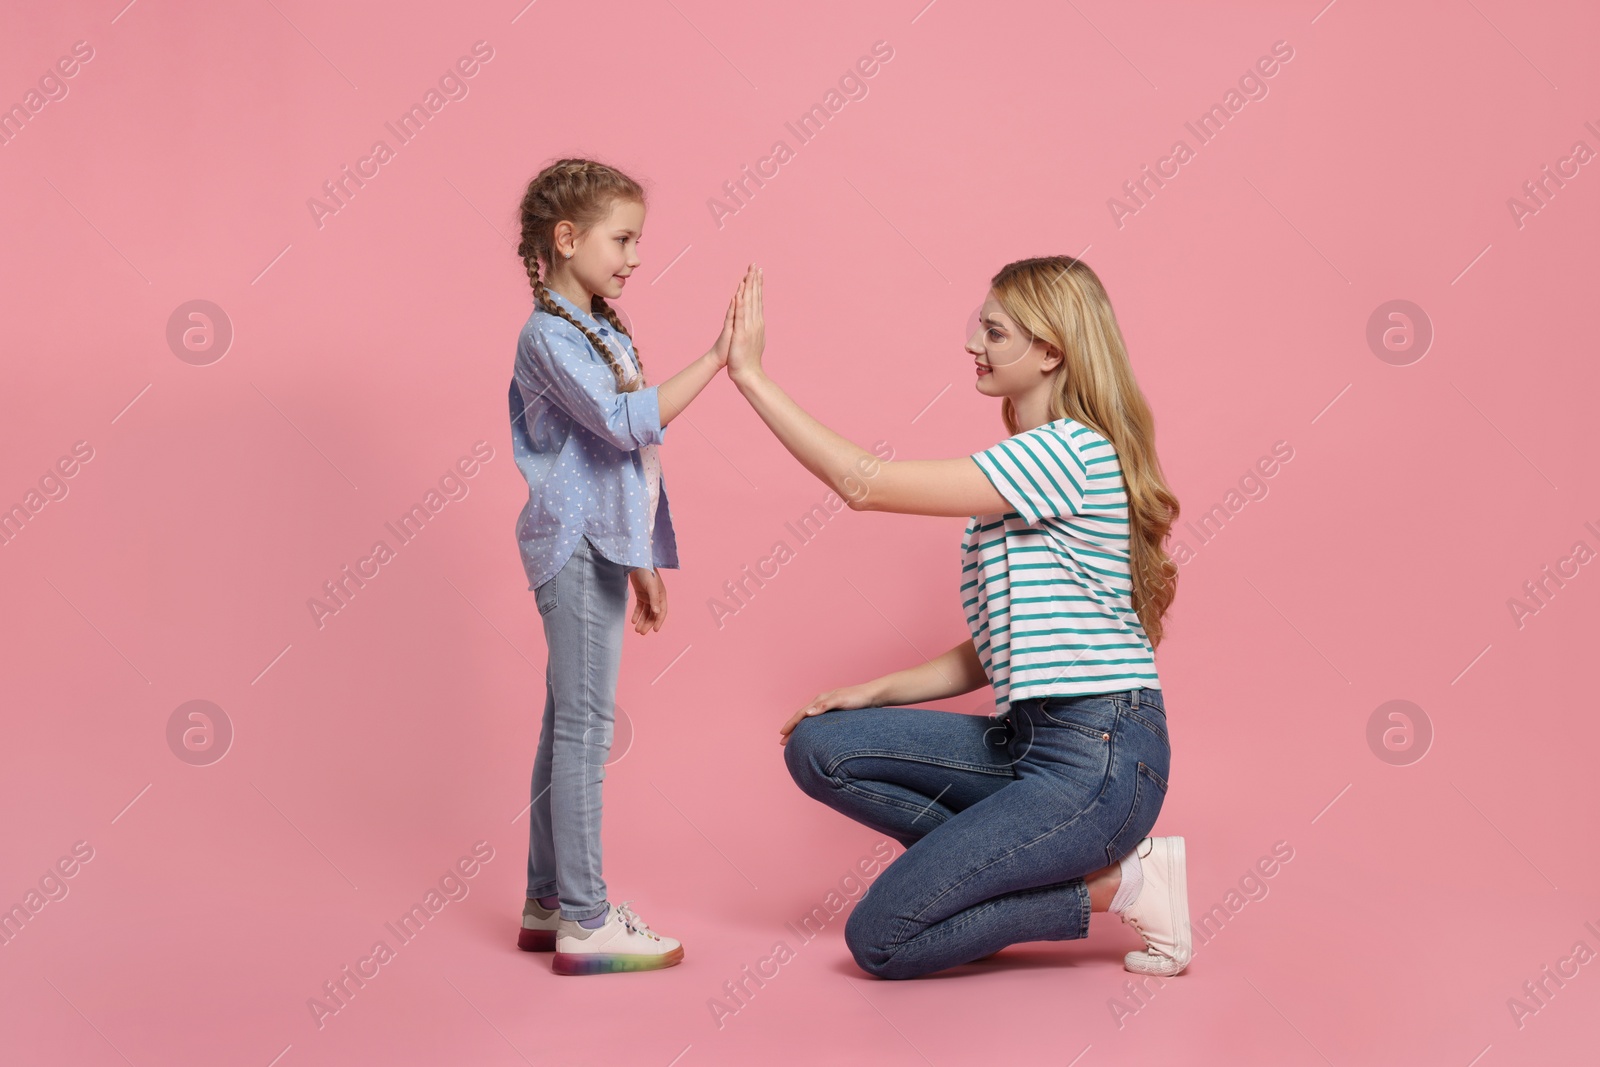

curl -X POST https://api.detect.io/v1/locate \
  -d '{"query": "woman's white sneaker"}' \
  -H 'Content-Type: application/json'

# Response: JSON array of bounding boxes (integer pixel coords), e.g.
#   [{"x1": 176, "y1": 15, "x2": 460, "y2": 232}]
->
[
  {"x1": 1118, "y1": 836, "x2": 1192, "y2": 976},
  {"x1": 552, "y1": 900, "x2": 684, "y2": 975}
]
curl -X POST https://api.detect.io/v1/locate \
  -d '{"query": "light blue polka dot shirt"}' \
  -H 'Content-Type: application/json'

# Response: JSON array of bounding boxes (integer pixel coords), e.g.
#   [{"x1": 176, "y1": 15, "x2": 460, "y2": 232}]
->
[{"x1": 510, "y1": 287, "x2": 679, "y2": 591}]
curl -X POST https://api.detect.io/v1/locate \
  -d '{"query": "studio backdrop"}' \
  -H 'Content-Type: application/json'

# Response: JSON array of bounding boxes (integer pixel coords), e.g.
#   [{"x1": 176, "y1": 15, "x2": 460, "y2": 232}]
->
[{"x1": 1, "y1": 1, "x2": 1595, "y2": 1065}]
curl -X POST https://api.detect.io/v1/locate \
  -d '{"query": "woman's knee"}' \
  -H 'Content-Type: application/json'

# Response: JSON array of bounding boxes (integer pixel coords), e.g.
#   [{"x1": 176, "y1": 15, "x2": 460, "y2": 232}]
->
[
  {"x1": 843, "y1": 896, "x2": 911, "y2": 980},
  {"x1": 782, "y1": 714, "x2": 836, "y2": 796}
]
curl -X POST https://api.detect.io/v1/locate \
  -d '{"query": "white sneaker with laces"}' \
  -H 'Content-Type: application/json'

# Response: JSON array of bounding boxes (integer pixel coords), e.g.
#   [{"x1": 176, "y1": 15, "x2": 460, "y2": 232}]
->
[
  {"x1": 552, "y1": 900, "x2": 684, "y2": 975},
  {"x1": 1118, "y1": 836, "x2": 1192, "y2": 976}
]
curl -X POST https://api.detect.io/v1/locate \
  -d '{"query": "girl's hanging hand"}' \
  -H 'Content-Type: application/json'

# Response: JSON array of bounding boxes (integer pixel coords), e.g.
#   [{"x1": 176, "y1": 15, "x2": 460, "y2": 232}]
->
[
  {"x1": 629, "y1": 567, "x2": 668, "y2": 634},
  {"x1": 727, "y1": 264, "x2": 766, "y2": 383}
]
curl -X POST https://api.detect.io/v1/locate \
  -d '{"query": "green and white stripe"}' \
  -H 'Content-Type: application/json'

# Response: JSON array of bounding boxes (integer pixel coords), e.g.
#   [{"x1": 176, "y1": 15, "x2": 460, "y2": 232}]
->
[{"x1": 964, "y1": 417, "x2": 1160, "y2": 706}]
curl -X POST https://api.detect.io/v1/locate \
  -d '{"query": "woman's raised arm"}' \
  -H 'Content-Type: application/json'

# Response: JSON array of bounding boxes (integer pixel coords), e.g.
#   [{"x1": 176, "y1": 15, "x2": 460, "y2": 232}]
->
[{"x1": 728, "y1": 266, "x2": 1011, "y2": 519}]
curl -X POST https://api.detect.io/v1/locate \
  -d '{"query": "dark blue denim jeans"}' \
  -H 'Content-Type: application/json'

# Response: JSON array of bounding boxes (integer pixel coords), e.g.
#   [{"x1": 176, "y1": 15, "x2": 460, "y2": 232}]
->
[{"x1": 784, "y1": 689, "x2": 1170, "y2": 979}]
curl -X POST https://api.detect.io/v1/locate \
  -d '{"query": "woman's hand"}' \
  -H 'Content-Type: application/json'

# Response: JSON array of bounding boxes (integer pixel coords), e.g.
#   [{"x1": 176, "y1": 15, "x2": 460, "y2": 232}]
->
[
  {"x1": 727, "y1": 264, "x2": 766, "y2": 384},
  {"x1": 629, "y1": 567, "x2": 668, "y2": 634},
  {"x1": 778, "y1": 682, "x2": 879, "y2": 745},
  {"x1": 706, "y1": 281, "x2": 739, "y2": 371}
]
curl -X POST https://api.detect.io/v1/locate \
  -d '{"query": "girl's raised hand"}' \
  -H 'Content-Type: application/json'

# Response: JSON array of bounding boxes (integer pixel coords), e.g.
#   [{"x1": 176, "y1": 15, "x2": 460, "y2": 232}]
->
[
  {"x1": 708, "y1": 284, "x2": 737, "y2": 371},
  {"x1": 727, "y1": 264, "x2": 765, "y2": 383}
]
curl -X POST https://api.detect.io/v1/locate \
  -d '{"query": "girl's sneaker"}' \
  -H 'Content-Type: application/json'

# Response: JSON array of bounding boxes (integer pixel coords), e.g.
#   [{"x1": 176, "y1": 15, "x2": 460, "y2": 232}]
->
[
  {"x1": 552, "y1": 900, "x2": 683, "y2": 975},
  {"x1": 517, "y1": 898, "x2": 559, "y2": 952}
]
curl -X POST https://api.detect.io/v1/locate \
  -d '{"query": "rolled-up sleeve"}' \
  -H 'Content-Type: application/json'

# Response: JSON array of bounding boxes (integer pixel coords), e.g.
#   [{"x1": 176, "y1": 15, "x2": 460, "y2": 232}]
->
[{"x1": 515, "y1": 317, "x2": 663, "y2": 451}]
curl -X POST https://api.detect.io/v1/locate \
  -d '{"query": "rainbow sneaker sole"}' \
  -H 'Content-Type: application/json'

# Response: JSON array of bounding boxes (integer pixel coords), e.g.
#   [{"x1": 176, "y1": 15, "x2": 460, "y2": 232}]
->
[
  {"x1": 552, "y1": 945, "x2": 684, "y2": 975},
  {"x1": 517, "y1": 927, "x2": 556, "y2": 952}
]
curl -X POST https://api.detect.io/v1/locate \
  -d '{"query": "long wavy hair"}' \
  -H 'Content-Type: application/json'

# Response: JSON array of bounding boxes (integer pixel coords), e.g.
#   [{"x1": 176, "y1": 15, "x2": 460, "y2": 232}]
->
[
  {"x1": 991, "y1": 256, "x2": 1181, "y2": 648},
  {"x1": 515, "y1": 158, "x2": 648, "y2": 392}
]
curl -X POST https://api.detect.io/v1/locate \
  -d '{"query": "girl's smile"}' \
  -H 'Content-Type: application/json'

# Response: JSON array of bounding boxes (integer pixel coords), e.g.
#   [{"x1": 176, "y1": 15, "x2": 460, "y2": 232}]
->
[{"x1": 551, "y1": 198, "x2": 645, "y2": 308}]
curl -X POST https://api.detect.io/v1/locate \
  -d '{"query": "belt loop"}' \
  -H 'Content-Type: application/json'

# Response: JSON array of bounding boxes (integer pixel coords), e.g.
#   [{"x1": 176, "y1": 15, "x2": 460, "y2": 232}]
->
[{"x1": 1130, "y1": 688, "x2": 1140, "y2": 710}]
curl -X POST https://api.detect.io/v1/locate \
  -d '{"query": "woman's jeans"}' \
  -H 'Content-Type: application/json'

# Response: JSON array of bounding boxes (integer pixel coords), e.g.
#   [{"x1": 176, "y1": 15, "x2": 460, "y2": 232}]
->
[
  {"x1": 784, "y1": 689, "x2": 1171, "y2": 980},
  {"x1": 526, "y1": 535, "x2": 627, "y2": 922}
]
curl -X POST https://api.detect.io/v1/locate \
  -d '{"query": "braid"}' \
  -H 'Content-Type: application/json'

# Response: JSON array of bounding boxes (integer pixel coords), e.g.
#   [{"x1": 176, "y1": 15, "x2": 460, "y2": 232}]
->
[
  {"x1": 515, "y1": 157, "x2": 647, "y2": 393},
  {"x1": 591, "y1": 296, "x2": 646, "y2": 385},
  {"x1": 527, "y1": 263, "x2": 642, "y2": 392}
]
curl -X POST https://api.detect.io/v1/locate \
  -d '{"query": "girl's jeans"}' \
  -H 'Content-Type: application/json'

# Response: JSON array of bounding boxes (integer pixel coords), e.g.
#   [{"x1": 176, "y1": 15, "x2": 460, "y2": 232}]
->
[
  {"x1": 526, "y1": 534, "x2": 627, "y2": 922},
  {"x1": 784, "y1": 689, "x2": 1171, "y2": 980}
]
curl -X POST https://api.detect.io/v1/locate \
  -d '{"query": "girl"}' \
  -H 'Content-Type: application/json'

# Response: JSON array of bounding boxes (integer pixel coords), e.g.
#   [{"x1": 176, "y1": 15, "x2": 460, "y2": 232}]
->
[
  {"x1": 726, "y1": 259, "x2": 1192, "y2": 980},
  {"x1": 509, "y1": 158, "x2": 738, "y2": 975}
]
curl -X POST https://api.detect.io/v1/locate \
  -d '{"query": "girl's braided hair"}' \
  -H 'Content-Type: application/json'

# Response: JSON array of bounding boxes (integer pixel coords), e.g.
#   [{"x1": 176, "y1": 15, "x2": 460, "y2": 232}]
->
[{"x1": 516, "y1": 158, "x2": 647, "y2": 392}]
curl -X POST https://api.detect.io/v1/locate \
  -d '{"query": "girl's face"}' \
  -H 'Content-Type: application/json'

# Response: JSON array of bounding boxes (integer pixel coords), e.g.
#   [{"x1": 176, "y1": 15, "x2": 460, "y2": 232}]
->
[
  {"x1": 563, "y1": 199, "x2": 644, "y2": 301},
  {"x1": 966, "y1": 291, "x2": 1061, "y2": 399}
]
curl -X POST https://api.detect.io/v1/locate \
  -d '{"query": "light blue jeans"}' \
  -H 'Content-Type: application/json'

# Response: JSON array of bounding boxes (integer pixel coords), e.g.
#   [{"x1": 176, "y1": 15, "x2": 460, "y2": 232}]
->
[
  {"x1": 526, "y1": 534, "x2": 627, "y2": 921},
  {"x1": 784, "y1": 689, "x2": 1171, "y2": 979}
]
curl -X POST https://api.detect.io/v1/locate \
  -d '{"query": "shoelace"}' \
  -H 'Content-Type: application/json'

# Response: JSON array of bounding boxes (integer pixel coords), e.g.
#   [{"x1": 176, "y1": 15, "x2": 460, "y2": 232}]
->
[
  {"x1": 1122, "y1": 911, "x2": 1154, "y2": 941},
  {"x1": 614, "y1": 900, "x2": 663, "y2": 941},
  {"x1": 1120, "y1": 912, "x2": 1177, "y2": 959}
]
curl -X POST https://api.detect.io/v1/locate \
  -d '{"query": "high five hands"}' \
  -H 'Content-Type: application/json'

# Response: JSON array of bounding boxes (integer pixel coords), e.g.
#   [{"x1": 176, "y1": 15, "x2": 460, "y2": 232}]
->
[
  {"x1": 707, "y1": 264, "x2": 763, "y2": 376},
  {"x1": 727, "y1": 264, "x2": 765, "y2": 382}
]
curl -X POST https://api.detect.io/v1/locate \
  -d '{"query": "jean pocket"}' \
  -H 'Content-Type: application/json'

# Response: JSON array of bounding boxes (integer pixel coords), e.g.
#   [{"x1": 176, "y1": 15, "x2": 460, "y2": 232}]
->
[
  {"x1": 1123, "y1": 706, "x2": 1170, "y2": 749},
  {"x1": 535, "y1": 577, "x2": 558, "y2": 616},
  {"x1": 1105, "y1": 760, "x2": 1170, "y2": 865},
  {"x1": 1037, "y1": 695, "x2": 1119, "y2": 741}
]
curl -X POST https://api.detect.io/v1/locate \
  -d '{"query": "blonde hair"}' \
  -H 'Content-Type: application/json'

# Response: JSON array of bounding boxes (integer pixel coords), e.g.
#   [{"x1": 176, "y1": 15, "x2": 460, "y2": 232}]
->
[
  {"x1": 991, "y1": 256, "x2": 1181, "y2": 648},
  {"x1": 516, "y1": 158, "x2": 647, "y2": 392}
]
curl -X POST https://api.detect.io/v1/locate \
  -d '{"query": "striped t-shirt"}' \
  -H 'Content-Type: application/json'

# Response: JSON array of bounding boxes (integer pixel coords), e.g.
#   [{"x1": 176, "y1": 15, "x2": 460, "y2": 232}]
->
[{"x1": 964, "y1": 417, "x2": 1160, "y2": 710}]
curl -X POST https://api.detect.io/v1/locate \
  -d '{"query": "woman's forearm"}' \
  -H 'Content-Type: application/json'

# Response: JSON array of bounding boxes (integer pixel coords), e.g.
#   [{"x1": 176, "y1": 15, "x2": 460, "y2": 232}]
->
[
  {"x1": 732, "y1": 368, "x2": 879, "y2": 500},
  {"x1": 863, "y1": 639, "x2": 990, "y2": 707},
  {"x1": 656, "y1": 351, "x2": 722, "y2": 426}
]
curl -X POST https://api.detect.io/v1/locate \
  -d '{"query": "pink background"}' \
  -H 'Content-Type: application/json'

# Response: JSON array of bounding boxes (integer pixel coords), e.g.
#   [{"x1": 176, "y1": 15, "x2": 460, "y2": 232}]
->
[{"x1": 3, "y1": 1, "x2": 1597, "y2": 1064}]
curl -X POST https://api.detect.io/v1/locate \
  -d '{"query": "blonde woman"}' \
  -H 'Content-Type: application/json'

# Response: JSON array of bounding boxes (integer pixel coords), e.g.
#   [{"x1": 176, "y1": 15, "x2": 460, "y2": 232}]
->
[{"x1": 726, "y1": 259, "x2": 1191, "y2": 980}]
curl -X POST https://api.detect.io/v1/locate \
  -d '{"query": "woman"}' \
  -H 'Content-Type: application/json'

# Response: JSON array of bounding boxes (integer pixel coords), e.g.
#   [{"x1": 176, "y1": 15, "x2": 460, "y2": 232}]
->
[{"x1": 725, "y1": 258, "x2": 1191, "y2": 981}]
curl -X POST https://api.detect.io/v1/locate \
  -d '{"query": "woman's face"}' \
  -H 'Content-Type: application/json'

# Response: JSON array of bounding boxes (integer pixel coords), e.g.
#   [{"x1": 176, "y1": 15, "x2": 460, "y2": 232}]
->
[
  {"x1": 966, "y1": 291, "x2": 1060, "y2": 399},
  {"x1": 564, "y1": 198, "x2": 643, "y2": 301}
]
